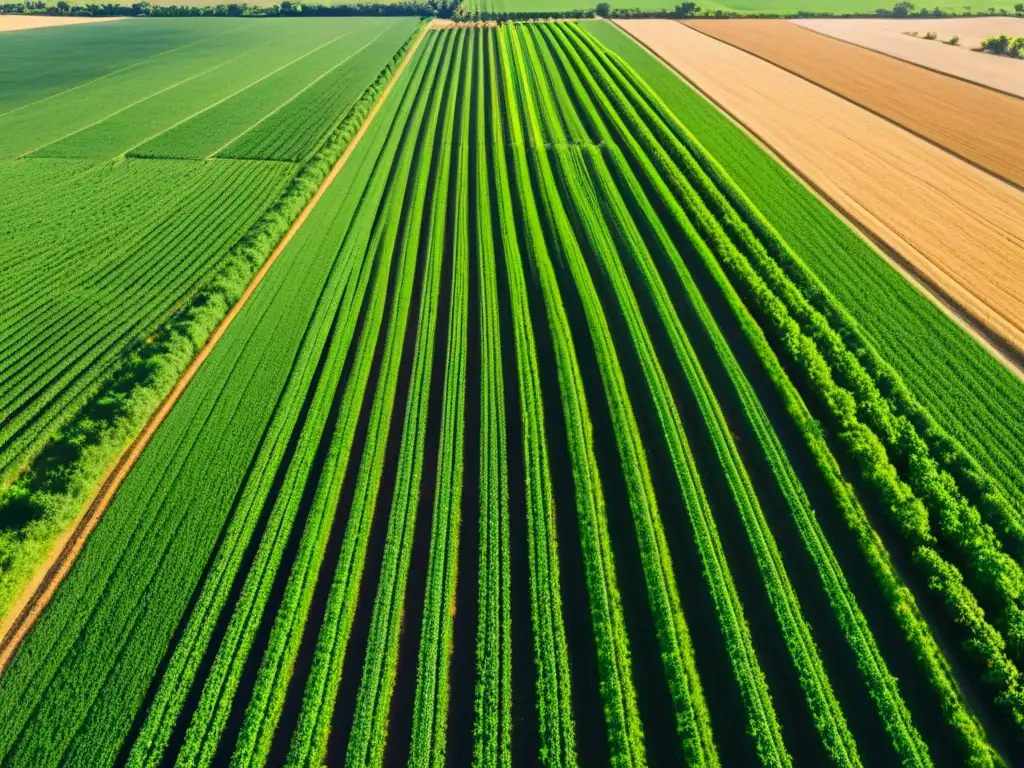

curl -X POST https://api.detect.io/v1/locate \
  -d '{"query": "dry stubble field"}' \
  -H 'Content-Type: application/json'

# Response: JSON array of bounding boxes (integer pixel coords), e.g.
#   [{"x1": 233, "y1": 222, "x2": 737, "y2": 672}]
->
[
  {"x1": 685, "y1": 19, "x2": 1024, "y2": 189},
  {"x1": 0, "y1": 15, "x2": 125, "y2": 32},
  {"x1": 618, "y1": 19, "x2": 1024, "y2": 360},
  {"x1": 793, "y1": 17, "x2": 1024, "y2": 98}
]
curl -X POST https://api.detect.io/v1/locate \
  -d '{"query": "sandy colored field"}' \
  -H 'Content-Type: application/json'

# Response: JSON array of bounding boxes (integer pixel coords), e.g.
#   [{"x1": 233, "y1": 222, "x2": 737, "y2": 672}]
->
[
  {"x1": 801, "y1": 16, "x2": 1024, "y2": 52},
  {"x1": 685, "y1": 19, "x2": 1024, "y2": 189},
  {"x1": 794, "y1": 18, "x2": 1024, "y2": 98},
  {"x1": 616, "y1": 19, "x2": 1024, "y2": 361},
  {"x1": 0, "y1": 15, "x2": 125, "y2": 32}
]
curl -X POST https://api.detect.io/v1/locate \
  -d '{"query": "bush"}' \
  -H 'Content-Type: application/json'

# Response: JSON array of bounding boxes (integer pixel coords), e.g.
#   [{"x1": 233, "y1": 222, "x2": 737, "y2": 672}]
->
[
  {"x1": 947, "y1": 34, "x2": 960, "y2": 44},
  {"x1": 980, "y1": 33, "x2": 1024, "y2": 56},
  {"x1": 924, "y1": 30, "x2": 937, "y2": 38}
]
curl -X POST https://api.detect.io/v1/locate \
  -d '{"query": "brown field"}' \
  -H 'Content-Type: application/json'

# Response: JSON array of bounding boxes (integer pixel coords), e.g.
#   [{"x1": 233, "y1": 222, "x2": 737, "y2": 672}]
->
[
  {"x1": 685, "y1": 19, "x2": 1024, "y2": 189},
  {"x1": 794, "y1": 17, "x2": 1024, "y2": 98},
  {"x1": 616, "y1": 19, "x2": 1024, "y2": 359},
  {"x1": 0, "y1": 15, "x2": 125, "y2": 32}
]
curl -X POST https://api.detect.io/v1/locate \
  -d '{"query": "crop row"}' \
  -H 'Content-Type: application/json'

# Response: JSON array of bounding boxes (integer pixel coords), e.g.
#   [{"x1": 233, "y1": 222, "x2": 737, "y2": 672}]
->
[
  {"x1": 578, "y1": 25, "x2": 1024, "y2": 734},
  {"x1": 0, "y1": 23, "x2": 429, "y2": 768},
  {"x1": 559, "y1": 21, "x2": 1005, "y2": 763},
  {"x1": 584, "y1": 21, "x2": 1024, "y2": 550},
  {"x1": 0, "y1": 20, "x2": 1013, "y2": 768},
  {"x1": 0, "y1": 159, "x2": 294, "y2": 481},
  {"x1": 470, "y1": 25, "x2": 514, "y2": 768}
]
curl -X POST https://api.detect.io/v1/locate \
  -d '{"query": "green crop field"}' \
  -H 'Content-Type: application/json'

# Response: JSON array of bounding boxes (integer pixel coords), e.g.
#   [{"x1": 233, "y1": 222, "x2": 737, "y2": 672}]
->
[
  {"x1": 0, "y1": 16, "x2": 420, "y2": 610},
  {"x1": 0, "y1": 20, "x2": 1020, "y2": 768}
]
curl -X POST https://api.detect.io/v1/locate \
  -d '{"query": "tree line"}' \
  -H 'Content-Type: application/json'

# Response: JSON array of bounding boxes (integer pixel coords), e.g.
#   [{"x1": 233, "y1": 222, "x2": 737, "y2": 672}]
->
[{"x1": 1, "y1": 0, "x2": 1020, "y2": 28}]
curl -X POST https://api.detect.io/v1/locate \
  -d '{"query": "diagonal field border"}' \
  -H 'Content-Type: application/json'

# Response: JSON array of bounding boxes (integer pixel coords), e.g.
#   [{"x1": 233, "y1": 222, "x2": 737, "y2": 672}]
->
[
  {"x1": 0, "y1": 22, "x2": 428, "y2": 676},
  {"x1": 611, "y1": 19, "x2": 1024, "y2": 385},
  {"x1": 205, "y1": 24, "x2": 394, "y2": 160},
  {"x1": 16, "y1": 50, "x2": 251, "y2": 159},
  {"x1": 0, "y1": 23, "x2": 243, "y2": 122},
  {"x1": 680, "y1": 20, "x2": 1024, "y2": 196},
  {"x1": 116, "y1": 29, "x2": 356, "y2": 160}
]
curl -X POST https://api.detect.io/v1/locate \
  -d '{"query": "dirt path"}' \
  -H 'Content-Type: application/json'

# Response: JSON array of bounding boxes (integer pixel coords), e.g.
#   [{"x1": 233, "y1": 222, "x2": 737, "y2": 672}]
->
[
  {"x1": 616, "y1": 20, "x2": 1024, "y2": 367},
  {"x1": 0, "y1": 15, "x2": 127, "y2": 33},
  {"x1": 793, "y1": 18, "x2": 1024, "y2": 99},
  {"x1": 0, "y1": 24, "x2": 427, "y2": 676},
  {"x1": 685, "y1": 19, "x2": 1024, "y2": 191}
]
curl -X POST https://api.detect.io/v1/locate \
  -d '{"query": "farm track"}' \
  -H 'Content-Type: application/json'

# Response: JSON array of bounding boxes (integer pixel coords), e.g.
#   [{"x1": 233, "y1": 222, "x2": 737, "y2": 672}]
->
[
  {"x1": 0, "y1": 24, "x2": 427, "y2": 680},
  {"x1": 0, "y1": 20, "x2": 1019, "y2": 768}
]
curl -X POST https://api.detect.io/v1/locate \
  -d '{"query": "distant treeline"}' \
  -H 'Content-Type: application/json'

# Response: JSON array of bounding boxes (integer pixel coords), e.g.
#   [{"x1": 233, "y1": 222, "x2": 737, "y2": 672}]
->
[
  {"x1": 454, "y1": 7, "x2": 595, "y2": 19},
  {"x1": 1, "y1": 0, "x2": 1019, "y2": 22},
  {"x1": 1, "y1": 0, "x2": 458, "y2": 16},
  {"x1": 602, "y1": 0, "x2": 1019, "y2": 17}
]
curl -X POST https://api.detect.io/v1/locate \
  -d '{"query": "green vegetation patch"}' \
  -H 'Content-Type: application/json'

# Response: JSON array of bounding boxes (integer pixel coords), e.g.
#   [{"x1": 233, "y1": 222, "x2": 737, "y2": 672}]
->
[{"x1": 584, "y1": 19, "x2": 1024, "y2": 513}]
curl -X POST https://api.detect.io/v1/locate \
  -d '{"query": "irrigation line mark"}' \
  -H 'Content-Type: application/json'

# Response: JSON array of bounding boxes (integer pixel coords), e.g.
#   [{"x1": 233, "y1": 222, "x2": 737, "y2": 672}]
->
[
  {"x1": 117, "y1": 30, "x2": 356, "y2": 160},
  {"x1": 206, "y1": 24, "x2": 393, "y2": 159},
  {"x1": 0, "y1": 23, "x2": 428, "y2": 678},
  {"x1": 0, "y1": 23, "x2": 242, "y2": 122},
  {"x1": 17, "y1": 52, "x2": 250, "y2": 160}
]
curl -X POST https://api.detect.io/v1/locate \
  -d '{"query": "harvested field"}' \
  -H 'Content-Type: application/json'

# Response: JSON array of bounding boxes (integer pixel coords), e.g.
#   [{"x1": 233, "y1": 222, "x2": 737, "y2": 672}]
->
[
  {"x1": 0, "y1": 15, "x2": 126, "y2": 32},
  {"x1": 618, "y1": 19, "x2": 1024, "y2": 360},
  {"x1": 794, "y1": 17, "x2": 1024, "y2": 99},
  {"x1": 685, "y1": 19, "x2": 1024, "y2": 188}
]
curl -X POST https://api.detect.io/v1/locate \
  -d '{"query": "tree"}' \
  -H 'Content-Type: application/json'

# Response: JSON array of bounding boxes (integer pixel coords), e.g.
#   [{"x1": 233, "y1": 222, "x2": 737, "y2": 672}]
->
[
  {"x1": 56, "y1": 0, "x2": 69, "y2": 11},
  {"x1": 675, "y1": 0, "x2": 700, "y2": 14},
  {"x1": 595, "y1": 1, "x2": 610, "y2": 15},
  {"x1": 1016, "y1": 2, "x2": 1023, "y2": 14},
  {"x1": 892, "y1": 0, "x2": 915, "y2": 15}
]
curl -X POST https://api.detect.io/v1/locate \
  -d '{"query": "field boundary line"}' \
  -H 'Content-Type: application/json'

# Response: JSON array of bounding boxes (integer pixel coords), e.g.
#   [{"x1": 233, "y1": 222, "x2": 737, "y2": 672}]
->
[
  {"x1": 0, "y1": 23, "x2": 241, "y2": 122},
  {"x1": 610, "y1": 19, "x2": 1024, "y2": 384},
  {"x1": 16, "y1": 51, "x2": 251, "y2": 159},
  {"x1": 0, "y1": 23, "x2": 428, "y2": 677},
  {"x1": 680, "y1": 20, "x2": 1024, "y2": 196},
  {"x1": 792, "y1": 21, "x2": 1024, "y2": 103},
  {"x1": 204, "y1": 24, "x2": 394, "y2": 159},
  {"x1": 117, "y1": 29, "x2": 356, "y2": 159}
]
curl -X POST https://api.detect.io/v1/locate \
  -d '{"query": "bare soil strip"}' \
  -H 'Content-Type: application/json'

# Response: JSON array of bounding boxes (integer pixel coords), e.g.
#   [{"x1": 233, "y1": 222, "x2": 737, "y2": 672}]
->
[
  {"x1": 0, "y1": 25, "x2": 427, "y2": 675},
  {"x1": 793, "y1": 18, "x2": 1024, "y2": 99},
  {"x1": 616, "y1": 20, "x2": 1024, "y2": 367},
  {"x1": 685, "y1": 19, "x2": 1024, "y2": 191},
  {"x1": 0, "y1": 15, "x2": 126, "y2": 33}
]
